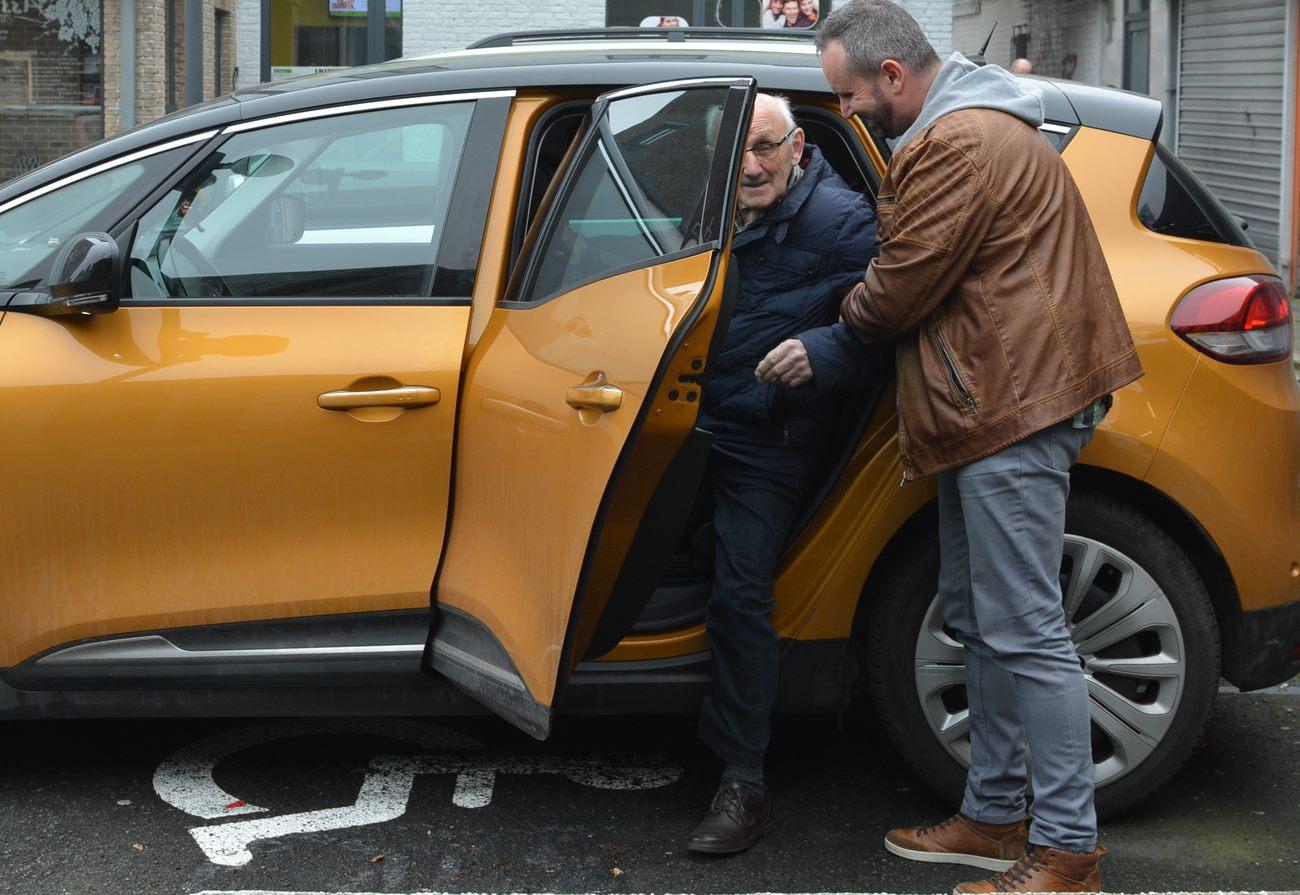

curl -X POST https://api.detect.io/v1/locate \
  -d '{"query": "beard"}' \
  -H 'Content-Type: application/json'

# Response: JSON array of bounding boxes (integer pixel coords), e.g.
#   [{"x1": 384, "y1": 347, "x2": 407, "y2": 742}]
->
[{"x1": 859, "y1": 84, "x2": 901, "y2": 138}]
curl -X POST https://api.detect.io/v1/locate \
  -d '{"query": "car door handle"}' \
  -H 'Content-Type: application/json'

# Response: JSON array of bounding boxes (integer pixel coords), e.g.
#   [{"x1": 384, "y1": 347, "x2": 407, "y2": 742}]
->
[
  {"x1": 565, "y1": 373, "x2": 623, "y2": 414},
  {"x1": 317, "y1": 385, "x2": 441, "y2": 411}
]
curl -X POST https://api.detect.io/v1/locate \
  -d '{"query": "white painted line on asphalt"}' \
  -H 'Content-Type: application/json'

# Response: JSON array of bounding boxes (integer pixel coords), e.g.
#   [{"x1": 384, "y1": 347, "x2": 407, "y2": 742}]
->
[
  {"x1": 155, "y1": 720, "x2": 683, "y2": 867},
  {"x1": 186, "y1": 751, "x2": 682, "y2": 866},
  {"x1": 189, "y1": 762, "x2": 421, "y2": 867},
  {"x1": 154, "y1": 719, "x2": 482, "y2": 819}
]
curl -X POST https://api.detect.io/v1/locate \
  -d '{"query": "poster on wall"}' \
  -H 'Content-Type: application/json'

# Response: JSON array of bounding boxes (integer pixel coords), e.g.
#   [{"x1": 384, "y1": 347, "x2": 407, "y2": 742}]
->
[
  {"x1": 758, "y1": 0, "x2": 819, "y2": 29},
  {"x1": 328, "y1": 0, "x2": 401, "y2": 17}
]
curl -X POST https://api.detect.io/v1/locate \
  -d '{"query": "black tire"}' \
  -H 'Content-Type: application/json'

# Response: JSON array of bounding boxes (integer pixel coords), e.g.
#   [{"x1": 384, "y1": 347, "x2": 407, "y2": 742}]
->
[{"x1": 865, "y1": 490, "x2": 1221, "y2": 818}]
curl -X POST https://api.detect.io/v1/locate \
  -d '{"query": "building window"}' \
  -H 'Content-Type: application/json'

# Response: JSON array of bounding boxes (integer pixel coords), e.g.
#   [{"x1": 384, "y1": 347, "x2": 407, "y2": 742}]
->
[
  {"x1": 1011, "y1": 24, "x2": 1029, "y2": 61},
  {"x1": 1123, "y1": 0, "x2": 1150, "y2": 94},
  {"x1": 268, "y1": 0, "x2": 401, "y2": 81},
  {"x1": 0, "y1": 0, "x2": 104, "y2": 181}
]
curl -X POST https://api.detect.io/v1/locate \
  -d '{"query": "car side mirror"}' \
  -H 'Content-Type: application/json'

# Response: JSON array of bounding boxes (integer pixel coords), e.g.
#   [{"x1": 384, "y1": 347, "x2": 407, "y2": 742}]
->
[
  {"x1": 269, "y1": 195, "x2": 307, "y2": 245},
  {"x1": 9, "y1": 232, "x2": 121, "y2": 317}
]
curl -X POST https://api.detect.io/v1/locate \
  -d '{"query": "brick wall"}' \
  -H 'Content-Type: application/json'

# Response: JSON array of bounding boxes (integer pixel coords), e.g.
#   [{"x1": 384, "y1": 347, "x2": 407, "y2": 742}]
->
[
  {"x1": 135, "y1": 0, "x2": 168, "y2": 123},
  {"x1": 215, "y1": 3, "x2": 236, "y2": 93},
  {"x1": 235, "y1": 0, "x2": 258, "y2": 87},
  {"x1": 103, "y1": 0, "x2": 121, "y2": 132},
  {"x1": 0, "y1": 0, "x2": 105, "y2": 180}
]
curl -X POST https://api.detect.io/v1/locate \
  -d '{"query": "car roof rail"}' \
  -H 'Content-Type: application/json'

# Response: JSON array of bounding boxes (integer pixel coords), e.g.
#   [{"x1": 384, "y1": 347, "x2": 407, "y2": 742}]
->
[{"x1": 466, "y1": 27, "x2": 821, "y2": 50}]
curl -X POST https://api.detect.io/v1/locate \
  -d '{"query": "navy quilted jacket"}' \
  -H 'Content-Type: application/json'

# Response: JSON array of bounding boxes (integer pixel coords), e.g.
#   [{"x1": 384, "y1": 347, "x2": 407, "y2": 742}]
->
[{"x1": 699, "y1": 146, "x2": 891, "y2": 471}]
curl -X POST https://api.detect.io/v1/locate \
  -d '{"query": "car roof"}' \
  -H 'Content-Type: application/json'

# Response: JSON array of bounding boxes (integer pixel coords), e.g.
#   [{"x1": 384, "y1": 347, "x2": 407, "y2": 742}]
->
[{"x1": 0, "y1": 30, "x2": 1161, "y2": 203}]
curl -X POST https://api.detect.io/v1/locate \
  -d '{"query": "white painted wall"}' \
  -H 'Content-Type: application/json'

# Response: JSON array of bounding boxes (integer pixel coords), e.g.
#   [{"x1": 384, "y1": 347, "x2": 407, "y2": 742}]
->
[
  {"x1": 235, "y1": 0, "x2": 260, "y2": 89},
  {"x1": 401, "y1": 0, "x2": 604, "y2": 57},
  {"x1": 404, "y1": 0, "x2": 953, "y2": 57},
  {"x1": 900, "y1": 0, "x2": 954, "y2": 57}
]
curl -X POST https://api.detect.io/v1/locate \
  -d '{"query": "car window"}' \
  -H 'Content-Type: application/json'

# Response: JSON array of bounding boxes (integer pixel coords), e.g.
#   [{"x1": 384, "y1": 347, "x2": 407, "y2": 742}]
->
[
  {"x1": 127, "y1": 102, "x2": 474, "y2": 301},
  {"x1": 519, "y1": 88, "x2": 727, "y2": 304},
  {"x1": 0, "y1": 147, "x2": 190, "y2": 289},
  {"x1": 1137, "y1": 143, "x2": 1254, "y2": 248}
]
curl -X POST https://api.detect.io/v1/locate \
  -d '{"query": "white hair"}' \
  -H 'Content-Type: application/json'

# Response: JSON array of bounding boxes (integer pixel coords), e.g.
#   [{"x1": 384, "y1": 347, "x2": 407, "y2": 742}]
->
[{"x1": 757, "y1": 92, "x2": 797, "y2": 132}]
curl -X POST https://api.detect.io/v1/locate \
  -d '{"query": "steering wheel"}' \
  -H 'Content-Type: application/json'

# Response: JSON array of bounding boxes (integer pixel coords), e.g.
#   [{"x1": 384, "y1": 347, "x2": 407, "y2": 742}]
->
[{"x1": 170, "y1": 235, "x2": 233, "y2": 299}]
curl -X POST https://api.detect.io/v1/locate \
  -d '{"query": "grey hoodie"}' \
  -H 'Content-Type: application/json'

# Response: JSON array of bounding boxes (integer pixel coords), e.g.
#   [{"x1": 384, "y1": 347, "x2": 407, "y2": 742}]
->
[{"x1": 893, "y1": 52, "x2": 1045, "y2": 153}]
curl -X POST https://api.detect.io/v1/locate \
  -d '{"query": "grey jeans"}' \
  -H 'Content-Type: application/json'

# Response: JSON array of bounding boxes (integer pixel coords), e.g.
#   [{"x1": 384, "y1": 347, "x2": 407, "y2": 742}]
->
[{"x1": 937, "y1": 417, "x2": 1098, "y2": 853}]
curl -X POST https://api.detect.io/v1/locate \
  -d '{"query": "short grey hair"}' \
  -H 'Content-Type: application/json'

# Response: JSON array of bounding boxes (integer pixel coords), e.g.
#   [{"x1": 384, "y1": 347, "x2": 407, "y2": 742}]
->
[
  {"x1": 758, "y1": 92, "x2": 797, "y2": 132},
  {"x1": 816, "y1": 0, "x2": 939, "y2": 77}
]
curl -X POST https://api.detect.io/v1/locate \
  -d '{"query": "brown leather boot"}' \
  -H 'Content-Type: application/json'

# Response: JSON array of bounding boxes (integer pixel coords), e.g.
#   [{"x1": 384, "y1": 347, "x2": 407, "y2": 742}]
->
[
  {"x1": 953, "y1": 843, "x2": 1106, "y2": 893},
  {"x1": 685, "y1": 780, "x2": 773, "y2": 855},
  {"x1": 885, "y1": 814, "x2": 1029, "y2": 871}
]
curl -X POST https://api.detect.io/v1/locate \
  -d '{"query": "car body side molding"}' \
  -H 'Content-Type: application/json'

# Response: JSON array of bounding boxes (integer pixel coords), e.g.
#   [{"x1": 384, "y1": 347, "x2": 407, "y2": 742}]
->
[{"x1": 426, "y1": 604, "x2": 551, "y2": 739}]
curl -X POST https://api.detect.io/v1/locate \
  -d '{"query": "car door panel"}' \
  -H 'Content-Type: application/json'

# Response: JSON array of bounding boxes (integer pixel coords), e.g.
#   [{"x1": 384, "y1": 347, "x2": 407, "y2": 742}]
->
[
  {"x1": 0, "y1": 96, "x2": 510, "y2": 672},
  {"x1": 0, "y1": 304, "x2": 466, "y2": 667},
  {"x1": 429, "y1": 78, "x2": 757, "y2": 738}
]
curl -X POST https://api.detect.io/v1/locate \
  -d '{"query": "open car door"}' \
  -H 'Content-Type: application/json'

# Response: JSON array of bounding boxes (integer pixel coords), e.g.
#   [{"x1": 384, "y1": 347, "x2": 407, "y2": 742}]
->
[{"x1": 426, "y1": 78, "x2": 758, "y2": 738}]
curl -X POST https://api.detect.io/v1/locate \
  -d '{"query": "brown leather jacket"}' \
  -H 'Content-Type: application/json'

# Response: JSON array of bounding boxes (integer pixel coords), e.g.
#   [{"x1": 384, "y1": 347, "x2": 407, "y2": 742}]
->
[{"x1": 842, "y1": 107, "x2": 1144, "y2": 479}]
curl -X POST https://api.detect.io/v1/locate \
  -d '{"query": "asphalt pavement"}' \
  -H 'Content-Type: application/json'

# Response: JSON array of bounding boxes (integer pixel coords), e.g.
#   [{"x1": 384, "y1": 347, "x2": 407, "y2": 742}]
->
[{"x1": 0, "y1": 683, "x2": 1296, "y2": 895}]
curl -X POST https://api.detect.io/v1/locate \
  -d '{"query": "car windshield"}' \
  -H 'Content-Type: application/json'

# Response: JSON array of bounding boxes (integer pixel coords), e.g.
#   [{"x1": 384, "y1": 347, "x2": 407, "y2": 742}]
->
[{"x1": 0, "y1": 163, "x2": 152, "y2": 289}]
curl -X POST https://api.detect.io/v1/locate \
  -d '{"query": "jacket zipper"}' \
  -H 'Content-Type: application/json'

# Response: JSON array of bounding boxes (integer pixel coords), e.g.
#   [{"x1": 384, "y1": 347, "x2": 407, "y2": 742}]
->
[
  {"x1": 931, "y1": 327, "x2": 977, "y2": 416},
  {"x1": 896, "y1": 390, "x2": 914, "y2": 485}
]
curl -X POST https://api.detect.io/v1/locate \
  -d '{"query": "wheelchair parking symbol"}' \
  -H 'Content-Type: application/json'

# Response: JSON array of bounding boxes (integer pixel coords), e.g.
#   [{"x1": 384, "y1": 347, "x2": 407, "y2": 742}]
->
[{"x1": 153, "y1": 719, "x2": 683, "y2": 866}]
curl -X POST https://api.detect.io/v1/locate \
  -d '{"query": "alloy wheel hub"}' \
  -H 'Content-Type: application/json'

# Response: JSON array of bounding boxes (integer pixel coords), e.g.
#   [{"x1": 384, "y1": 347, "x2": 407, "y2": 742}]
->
[{"x1": 913, "y1": 535, "x2": 1187, "y2": 787}]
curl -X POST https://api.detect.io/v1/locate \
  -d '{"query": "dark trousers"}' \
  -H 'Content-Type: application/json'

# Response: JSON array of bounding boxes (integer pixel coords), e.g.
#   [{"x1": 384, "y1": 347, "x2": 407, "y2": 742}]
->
[{"x1": 698, "y1": 451, "x2": 810, "y2": 768}]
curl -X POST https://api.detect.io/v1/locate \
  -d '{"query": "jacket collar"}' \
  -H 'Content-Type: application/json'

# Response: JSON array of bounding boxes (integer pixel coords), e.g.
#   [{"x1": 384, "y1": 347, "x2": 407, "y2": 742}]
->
[{"x1": 732, "y1": 146, "x2": 832, "y2": 249}]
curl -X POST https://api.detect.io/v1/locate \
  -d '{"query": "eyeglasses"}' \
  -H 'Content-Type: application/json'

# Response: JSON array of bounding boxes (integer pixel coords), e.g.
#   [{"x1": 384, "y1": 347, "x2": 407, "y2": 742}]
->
[{"x1": 745, "y1": 128, "x2": 796, "y2": 160}]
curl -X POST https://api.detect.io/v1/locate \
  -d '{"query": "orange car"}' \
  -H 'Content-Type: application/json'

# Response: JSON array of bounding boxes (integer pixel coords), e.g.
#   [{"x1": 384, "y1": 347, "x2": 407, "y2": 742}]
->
[{"x1": 0, "y1": 28, "x2": 1296, "y2": 818}]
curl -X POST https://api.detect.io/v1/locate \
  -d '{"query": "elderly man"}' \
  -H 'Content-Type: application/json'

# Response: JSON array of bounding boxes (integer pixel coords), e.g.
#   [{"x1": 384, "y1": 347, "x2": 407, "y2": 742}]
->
[
  {"x1": 805, "y1": 1, "x2": 1144, "y2": 891},
  {"x1": 686, "y1": 93, "x2": 888, "y2": 855}
]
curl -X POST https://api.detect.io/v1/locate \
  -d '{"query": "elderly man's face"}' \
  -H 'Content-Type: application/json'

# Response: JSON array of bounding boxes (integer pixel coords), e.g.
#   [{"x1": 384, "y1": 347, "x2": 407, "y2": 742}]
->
[{"x1": 738, "y1": 101, "x2": 804, "y2": 218}]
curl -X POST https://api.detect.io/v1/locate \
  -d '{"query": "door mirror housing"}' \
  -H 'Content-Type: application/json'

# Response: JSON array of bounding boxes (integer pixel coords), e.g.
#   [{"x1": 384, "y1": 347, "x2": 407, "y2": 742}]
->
[{"x1": 9, "y1": 232, "x2": 121, "y2": 317}]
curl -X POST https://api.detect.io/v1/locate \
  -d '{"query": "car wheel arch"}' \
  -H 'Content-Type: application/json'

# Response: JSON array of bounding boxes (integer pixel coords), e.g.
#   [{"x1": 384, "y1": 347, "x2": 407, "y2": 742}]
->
[{"x1": 849, "y1": 466, "x2": 1238, "y2": 670}]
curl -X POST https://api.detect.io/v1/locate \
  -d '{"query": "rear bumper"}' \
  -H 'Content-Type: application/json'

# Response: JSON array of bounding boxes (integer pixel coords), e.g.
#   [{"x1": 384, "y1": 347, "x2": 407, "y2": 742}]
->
[
  {"x1": 1144, "y1": 356, "x2": 1300, "y2": 684},
  {"x1": 1226, "y1": 601, "x2": 1300, "y2": 691}
]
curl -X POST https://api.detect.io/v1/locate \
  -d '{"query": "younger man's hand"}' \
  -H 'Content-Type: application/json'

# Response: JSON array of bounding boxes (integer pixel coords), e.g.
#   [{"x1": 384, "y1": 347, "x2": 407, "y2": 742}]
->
[{"x1": 756, "y1": 338, "x2": 813, "y2": 388}]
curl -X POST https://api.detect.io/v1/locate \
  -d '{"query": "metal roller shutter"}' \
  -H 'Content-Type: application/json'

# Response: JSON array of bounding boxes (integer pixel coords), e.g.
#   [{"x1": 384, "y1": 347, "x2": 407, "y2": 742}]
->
[{"x1": 1177, "y1": 0, "x2": 1287, "y2": 264}]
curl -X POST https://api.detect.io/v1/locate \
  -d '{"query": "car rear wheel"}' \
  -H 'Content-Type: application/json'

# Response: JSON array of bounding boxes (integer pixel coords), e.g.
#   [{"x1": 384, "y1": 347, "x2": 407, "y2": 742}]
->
[{"x1": 865, "y1": 491, "x2": 1221, "y2": 817}]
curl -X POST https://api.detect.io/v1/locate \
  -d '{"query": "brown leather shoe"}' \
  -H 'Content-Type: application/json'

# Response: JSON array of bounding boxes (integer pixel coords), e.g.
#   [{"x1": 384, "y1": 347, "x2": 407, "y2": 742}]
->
[
  {"x1": 685, "y1": 781, "x2": 773, "y2": 854},
  {"x1": 885, "y1": 813, "x2": 1029, "y2": 871},
  {"x1": 953, "y1": 843, "x2": 1106, "y2": 893}
]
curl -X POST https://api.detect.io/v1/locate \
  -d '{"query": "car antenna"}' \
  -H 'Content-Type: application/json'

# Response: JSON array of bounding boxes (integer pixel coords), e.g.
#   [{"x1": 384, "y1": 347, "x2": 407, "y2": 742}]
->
[{"x1": 969, "y1": 21, "x2": 997, "y2": 66}]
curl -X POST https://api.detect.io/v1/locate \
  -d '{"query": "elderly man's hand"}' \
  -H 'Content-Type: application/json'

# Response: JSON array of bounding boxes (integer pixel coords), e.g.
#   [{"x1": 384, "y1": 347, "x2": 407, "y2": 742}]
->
[{"x1": 756, "y1": 338, "x2": 813, "y2": 387}]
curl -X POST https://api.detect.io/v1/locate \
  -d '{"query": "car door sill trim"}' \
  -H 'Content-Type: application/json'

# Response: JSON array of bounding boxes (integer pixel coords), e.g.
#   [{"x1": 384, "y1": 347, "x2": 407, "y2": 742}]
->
[{"x1": 34, "y1": 634, "x2": 425, "y2": 666}]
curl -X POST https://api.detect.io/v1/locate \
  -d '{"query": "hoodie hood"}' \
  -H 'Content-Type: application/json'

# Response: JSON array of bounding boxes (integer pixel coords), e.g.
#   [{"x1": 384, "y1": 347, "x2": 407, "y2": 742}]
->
[{"x1": 894, "y1": 52, "x2": 1044, "y2": 153}]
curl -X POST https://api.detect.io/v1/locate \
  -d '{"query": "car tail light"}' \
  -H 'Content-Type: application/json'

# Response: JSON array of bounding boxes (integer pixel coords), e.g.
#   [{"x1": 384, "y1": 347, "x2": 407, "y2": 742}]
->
[{"x1": 1170, "y1": 275, "x2": 1294, "y2": 364}]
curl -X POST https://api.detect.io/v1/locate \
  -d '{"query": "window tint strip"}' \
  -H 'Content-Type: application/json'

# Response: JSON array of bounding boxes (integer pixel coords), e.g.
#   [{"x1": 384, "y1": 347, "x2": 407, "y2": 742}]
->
[{"x1": 0, "y1": 131, "x2": 218, "y2": 216}]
